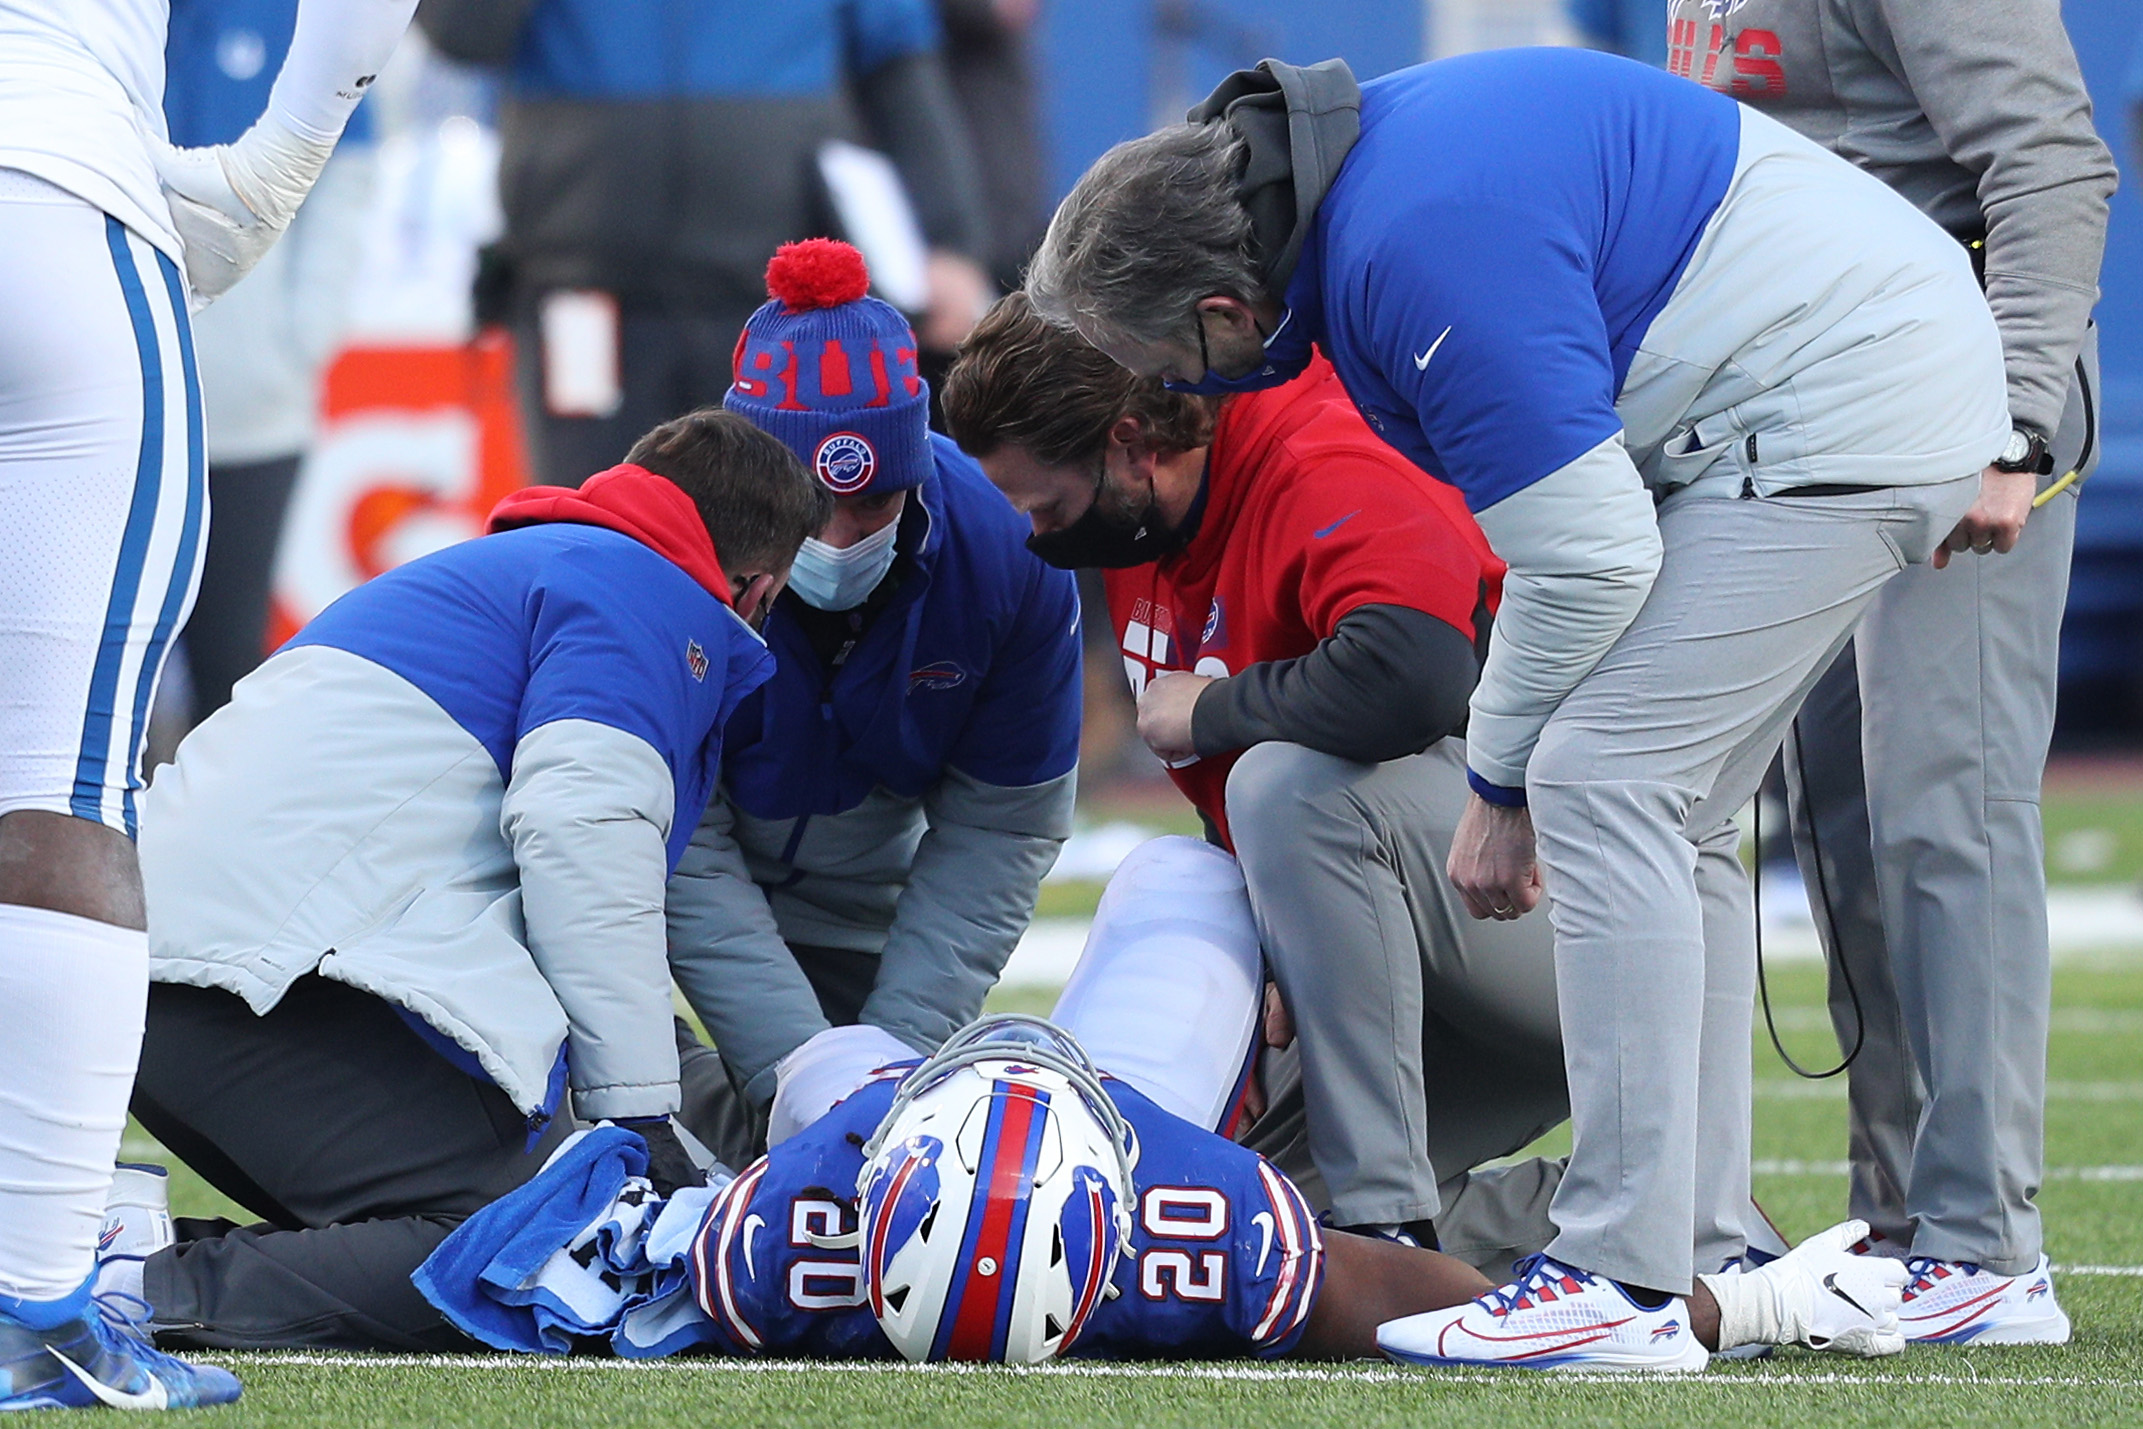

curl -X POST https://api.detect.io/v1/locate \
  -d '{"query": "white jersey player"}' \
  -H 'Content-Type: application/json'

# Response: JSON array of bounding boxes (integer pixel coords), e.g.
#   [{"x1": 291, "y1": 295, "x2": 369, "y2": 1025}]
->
[{"x1": 0, "y1": 0, "x2": 413, "y2": 1408}]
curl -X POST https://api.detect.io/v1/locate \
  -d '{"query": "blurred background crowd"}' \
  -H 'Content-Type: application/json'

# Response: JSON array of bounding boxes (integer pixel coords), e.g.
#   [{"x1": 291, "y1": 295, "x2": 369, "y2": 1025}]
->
[{"x1": 151, "y1": 0, "x2": 2143, "y2": 806}]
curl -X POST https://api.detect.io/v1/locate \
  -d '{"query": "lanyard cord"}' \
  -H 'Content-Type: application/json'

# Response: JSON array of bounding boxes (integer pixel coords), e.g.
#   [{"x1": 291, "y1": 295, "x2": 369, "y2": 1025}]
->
[{"x1": 1754, "y1": 731, "x2": 1866, "y2": 1080}]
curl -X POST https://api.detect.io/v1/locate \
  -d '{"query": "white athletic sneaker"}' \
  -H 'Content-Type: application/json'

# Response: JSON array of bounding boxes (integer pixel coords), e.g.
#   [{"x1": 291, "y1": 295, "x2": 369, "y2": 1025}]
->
[
  {"x1": 94, "y1": 1164, "x2": 174, "y2": 1304},
  {"x1": 1846, "y1": 1227, "x2": 1911, "y2": 1262},
  {"x1": 1899, "y1": 1254, "x2": 2071, "y2": 1345},
  {"x1": 1379, "y1": 1254, "x2": 1709, "y2": 1373}
]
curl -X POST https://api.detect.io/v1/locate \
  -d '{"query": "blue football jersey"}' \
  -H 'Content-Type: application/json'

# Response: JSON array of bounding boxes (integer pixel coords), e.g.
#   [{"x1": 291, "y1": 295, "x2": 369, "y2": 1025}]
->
[{"x1": 689, "y1": 1072, "x2": 1325, "y2": 1359}]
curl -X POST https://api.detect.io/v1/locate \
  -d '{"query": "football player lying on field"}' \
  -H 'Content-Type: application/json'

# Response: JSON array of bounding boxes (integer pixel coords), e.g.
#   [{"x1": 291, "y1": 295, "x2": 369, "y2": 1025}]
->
[{"x1": 409, "y1": 844, "x2": 1906, "y2": 1370}]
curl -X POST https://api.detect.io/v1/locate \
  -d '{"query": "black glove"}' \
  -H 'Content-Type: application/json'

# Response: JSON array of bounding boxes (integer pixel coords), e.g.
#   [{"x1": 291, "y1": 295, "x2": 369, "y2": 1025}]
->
[{"x1": 616, "y1": 1117, "x2": 706, "y2": 1198}]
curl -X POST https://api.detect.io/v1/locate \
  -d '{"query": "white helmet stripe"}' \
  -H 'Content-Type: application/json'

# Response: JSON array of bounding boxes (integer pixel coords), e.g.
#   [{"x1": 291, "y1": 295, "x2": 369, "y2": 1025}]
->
[
  {"x1": 1251, "y1": 1161, "x2": 1309, "y2": 1344},
  {"x1": 704, "y1": 1161, "x2": 770, "y2": 1350}
]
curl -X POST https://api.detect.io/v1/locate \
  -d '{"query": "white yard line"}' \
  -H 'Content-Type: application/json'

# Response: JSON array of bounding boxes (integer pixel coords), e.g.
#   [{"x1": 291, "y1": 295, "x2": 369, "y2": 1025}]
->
[
  {"x1": 1757, "y1": 882, "x2": 2143, "y2": 962},
  {"x1": 1755, "y1": 1080, "x2": 2143, "y2": 1101},
  {"x1": 1755, "y1": 1159, "x2": 2143, "y2": 1181},
  {"x1": 1763, "y1": 1007, "x2": 2143, "y2": 1035},
  {"x1": 202, "y1": 1353, "x2": 2143, "y2": 1389}
]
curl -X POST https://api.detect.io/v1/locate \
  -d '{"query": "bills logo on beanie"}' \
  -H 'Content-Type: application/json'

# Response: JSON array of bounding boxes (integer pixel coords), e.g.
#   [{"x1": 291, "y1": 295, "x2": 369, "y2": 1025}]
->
[{"x1": 723, "y1": 239, "x2": 931, "y2": 497}]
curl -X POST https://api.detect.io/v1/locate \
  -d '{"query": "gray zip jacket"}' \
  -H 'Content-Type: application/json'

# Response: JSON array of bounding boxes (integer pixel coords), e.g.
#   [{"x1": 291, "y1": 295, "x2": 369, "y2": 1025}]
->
[
  {"x1": 665, "y1": 768, "x2": 1073, "y2": 1105},
  {"x1": 1666, "y1": 0, "x2": 2117, "y2": 441}
]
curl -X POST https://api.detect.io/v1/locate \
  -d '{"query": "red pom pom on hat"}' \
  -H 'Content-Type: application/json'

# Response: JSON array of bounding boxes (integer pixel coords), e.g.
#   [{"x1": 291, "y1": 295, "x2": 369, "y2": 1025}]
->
[{"x1": 765, "y1": 239, "x2": 871, "y2": 313}]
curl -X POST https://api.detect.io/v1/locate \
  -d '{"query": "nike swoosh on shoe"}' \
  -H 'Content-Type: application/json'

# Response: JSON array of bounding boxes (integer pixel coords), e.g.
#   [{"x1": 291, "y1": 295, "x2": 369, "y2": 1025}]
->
[{"x1": 49, "y1": 1348, "x2": 169, "y2": 1410}]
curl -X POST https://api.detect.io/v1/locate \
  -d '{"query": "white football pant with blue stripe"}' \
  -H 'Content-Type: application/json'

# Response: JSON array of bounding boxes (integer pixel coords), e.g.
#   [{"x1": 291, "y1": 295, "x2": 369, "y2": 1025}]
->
[
  {"x1": 0, "y1": 168, "x2": 204, "y2": 1303},
  {"x1": 0, "y1": 170, "x2": 206, "y2": 835}
]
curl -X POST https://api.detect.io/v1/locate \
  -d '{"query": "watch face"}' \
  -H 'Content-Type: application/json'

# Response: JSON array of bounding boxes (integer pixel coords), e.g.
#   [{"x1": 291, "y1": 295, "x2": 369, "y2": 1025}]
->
[{"x1": 2001, "y1": 431, "x2": 2032, "y2": 467}]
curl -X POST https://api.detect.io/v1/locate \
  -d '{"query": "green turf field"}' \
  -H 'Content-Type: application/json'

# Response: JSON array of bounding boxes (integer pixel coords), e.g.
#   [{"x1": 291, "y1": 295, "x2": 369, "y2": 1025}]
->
[{"x1": 117, "y1": 956, "x2": 2143, "y2": 1427}]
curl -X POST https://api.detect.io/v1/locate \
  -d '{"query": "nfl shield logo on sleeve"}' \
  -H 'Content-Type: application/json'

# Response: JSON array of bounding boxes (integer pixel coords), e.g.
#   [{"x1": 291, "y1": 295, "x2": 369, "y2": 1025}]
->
[{"x1": 687, "y1": 640, "x2": 709, "y2": 682}]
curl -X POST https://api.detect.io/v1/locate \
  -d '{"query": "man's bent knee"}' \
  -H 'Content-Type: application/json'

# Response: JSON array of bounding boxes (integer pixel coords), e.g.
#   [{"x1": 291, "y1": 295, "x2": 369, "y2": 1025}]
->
[{"x1": 1225, "y1": 743, "x2": 1362, "y2": 864}]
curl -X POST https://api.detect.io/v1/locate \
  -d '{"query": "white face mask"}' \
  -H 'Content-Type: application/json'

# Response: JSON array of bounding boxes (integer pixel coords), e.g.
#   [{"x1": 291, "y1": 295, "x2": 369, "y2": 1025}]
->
[{"x1": 787, "y1": 515, "x2": 901, "y2": 611}]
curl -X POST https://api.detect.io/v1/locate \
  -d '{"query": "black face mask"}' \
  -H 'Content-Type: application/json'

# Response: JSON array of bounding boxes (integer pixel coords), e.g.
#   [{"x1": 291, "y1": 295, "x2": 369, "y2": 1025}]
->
[{"x1": 1025, "y1": 457, "x2": 1192, "y2": 570}]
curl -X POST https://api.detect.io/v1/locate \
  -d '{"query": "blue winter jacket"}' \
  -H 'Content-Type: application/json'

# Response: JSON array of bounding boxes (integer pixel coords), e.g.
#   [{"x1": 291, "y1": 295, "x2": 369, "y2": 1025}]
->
[{"x1": 666, "y1": 436, "x2": 1082, "y2": 1100}]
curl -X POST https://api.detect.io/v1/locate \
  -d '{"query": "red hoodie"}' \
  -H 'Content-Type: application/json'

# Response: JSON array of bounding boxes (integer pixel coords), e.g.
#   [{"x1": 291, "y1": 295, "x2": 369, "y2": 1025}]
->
[
  {"x1": 1104, "y1": 356, "x2": 1504, "y2": 849},
  {"x1": 488, "y1": 464, "x2": 734, "y2": 606}
]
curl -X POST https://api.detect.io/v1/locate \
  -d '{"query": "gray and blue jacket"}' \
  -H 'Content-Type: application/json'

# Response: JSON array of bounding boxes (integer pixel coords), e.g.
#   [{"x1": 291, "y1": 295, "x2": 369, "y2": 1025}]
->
[
  {"x1": 1193, "y1": 49, "x2": 2009, "y2": 800},
  {"x1": 142, "y1": 470, "x2": 773, "y2": 1127},
  {"x1": 1665, "y1": 0, "x2": 2115, "y2": 458}
]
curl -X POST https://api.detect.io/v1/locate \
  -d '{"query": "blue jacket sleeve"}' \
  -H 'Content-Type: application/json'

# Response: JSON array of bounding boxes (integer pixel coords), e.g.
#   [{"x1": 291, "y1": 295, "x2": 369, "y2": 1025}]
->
[{"x1": 517, "y1": 552, "x2": 762, "y2": 858}]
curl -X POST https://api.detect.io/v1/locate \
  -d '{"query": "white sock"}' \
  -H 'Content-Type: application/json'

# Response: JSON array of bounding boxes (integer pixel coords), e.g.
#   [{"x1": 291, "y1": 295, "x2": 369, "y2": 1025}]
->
[
  {"x1": 0, "y1": 904, "x2": 148, "y2": 1302},
  {"x1": 1698, "y1": 1264, "x2": 1786, "y2": 1350},
  {"x1": 92, "y1": 1255, "x2": 146, "y2": 1307}
]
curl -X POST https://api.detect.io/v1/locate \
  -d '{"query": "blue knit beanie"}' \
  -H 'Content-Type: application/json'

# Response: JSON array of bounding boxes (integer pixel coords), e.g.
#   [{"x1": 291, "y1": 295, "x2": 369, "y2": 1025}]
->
[{"x1": 723, "y1": 239, "x2": 930, "y2": 496}]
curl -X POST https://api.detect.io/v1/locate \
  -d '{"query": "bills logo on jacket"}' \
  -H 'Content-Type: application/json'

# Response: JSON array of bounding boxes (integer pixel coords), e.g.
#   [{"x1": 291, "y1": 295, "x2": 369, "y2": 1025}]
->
[
  {"x1": 814, "y1": 432, "x2": 878, "y2": 494},
  {"x1": 909, "y1": 661, "x2": 966, "y2": 692}
]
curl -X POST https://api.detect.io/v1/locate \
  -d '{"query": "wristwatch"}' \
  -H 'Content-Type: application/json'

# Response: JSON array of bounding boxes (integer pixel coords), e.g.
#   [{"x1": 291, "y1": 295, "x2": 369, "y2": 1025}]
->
[{"x1": 1992, "y1": 428, "x2": 2052, "y2": 476}]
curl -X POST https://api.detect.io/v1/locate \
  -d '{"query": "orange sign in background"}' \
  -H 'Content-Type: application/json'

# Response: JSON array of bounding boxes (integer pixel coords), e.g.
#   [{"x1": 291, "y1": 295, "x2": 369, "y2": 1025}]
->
[{"x1": 267, "y1": 331, "x2": 530, "y2": 646}]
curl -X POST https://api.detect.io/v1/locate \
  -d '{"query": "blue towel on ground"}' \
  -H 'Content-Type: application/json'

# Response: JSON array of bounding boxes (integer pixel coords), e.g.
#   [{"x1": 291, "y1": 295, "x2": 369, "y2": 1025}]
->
[{"x1": 415, "y1": 1126, "x2": 722, "y2": 1356}]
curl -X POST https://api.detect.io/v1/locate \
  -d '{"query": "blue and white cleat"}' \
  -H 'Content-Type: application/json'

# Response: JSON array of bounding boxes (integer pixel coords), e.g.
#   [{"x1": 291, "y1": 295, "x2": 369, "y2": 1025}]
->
[
  {"x1": 1377, "y1": 1254, "x2": 1709, "y2": 1373},
  {"x1": 0, "y1": 1286, "x2": 240, "y2": 1411},
  {"x1": 1900, "y1": 1254, "x2": 2071, "y2": 1346}
]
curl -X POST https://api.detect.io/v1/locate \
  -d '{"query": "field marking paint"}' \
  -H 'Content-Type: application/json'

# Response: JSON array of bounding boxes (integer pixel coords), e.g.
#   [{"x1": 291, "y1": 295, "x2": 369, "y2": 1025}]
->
[
  {"x1": 2059, "y1": 1265, "x2": 2143, "y2": 1276},
  {"x1": 214, "y1": 1353, "x2": 2143, "y2": 1389},
  {"x1": 1753, "y1": 1160, "x2": 2143, "y2": 1181},
  {"x1": 1762, "y1": 1007, "x2": 2143, "y2": 1035},
  {"x1": 1755, "y1": 1081, "x2": 2143, "y2": 1102}
]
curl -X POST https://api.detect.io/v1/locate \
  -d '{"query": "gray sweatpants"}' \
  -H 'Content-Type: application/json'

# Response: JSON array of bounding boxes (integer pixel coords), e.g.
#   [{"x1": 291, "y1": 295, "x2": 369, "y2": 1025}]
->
[
  {"x1": 1782, "y1": 342, "x2": 2095, "y2": 1276},
  {"x1": 1226, "y1": 739, "x2": 1567, "y2": 1233},
  {"x1": 1529, "y1": 475, "x2": 1978, "y2": 1295}
]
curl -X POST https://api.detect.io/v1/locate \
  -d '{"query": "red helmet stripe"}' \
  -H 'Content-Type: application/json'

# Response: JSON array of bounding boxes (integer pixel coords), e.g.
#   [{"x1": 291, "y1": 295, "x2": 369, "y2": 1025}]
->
[
  {"x1": 696, "y1": 1160, "x2": 768, "y2": 1350},
  {"x1": 942, "y1": 1086, "x2": 1043, "y2": 1359}
]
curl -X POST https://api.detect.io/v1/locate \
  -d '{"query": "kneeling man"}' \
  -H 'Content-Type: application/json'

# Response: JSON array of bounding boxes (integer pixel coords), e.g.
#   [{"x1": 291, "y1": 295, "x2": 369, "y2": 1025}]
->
[
  {"x1": 129, "y1": 409, "x2": 828, "y2": 1350},
  {"x1": 943, "y1": 295, "x2": 1576, "y2": 1267}
]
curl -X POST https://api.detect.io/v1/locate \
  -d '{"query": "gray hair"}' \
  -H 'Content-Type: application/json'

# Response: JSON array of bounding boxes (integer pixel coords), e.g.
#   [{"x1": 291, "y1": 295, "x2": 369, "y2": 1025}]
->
[{"x1": 1025, "y1": 123, "x2": 1263, "y2": 351}]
